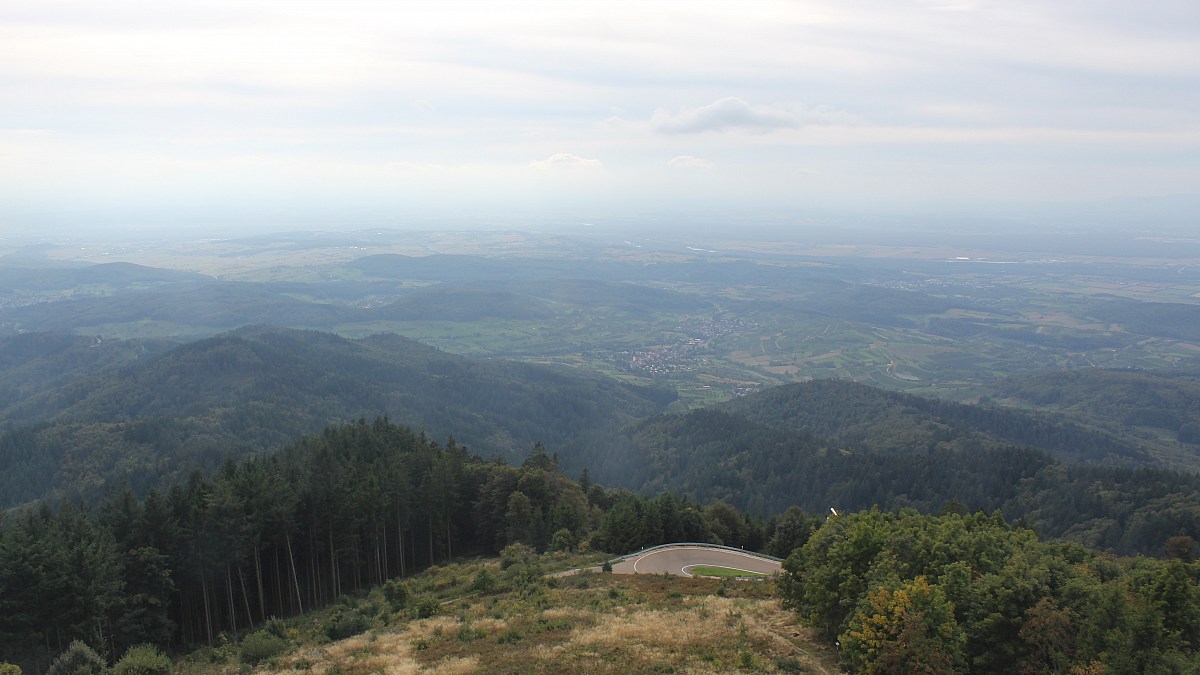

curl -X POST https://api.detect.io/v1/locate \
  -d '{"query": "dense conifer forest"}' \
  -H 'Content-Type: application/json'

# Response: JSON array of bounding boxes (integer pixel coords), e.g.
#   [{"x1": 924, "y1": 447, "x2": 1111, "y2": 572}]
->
[
  {"x1": 4, "y1": 416, "x2": 1198, "y2": 673},
  {"x1": 0, "y1": 419, "x2": 768, "y2": 672}
]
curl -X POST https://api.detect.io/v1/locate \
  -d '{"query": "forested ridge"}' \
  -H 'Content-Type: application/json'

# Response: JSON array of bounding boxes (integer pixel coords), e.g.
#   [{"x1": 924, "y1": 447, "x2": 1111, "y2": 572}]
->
[
  {"x1": 0, "y1": 327, "x2": 673, "y2": 508},
  {"x1": 717, "y1": 379, "x2": 1153, "y2": 464},
  {"x1": 993, "y1": 368, "x2": 1200, "y2": 464},
  {"x1": 575, "y1": 380, "x2": 1200, "y2": 556}
]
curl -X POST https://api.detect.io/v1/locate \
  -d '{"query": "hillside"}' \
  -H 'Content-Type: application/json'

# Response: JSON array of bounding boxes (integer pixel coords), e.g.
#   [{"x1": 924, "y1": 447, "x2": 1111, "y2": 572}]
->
[
  {"x1": 0, "y1": 327, "x2": 673, "y2": 507},
  {"x1": 991, "y1": 367, "x2": 1200, "y2": 470},
  {"x1": 8, "y1": 415, "x2": 1195, "y2": 673},
  {"x1": 3, "y1": 281, "x2": 365, "y2": 335},
  {"x1": 0, "y1": 332, "x2": 176, "y2": 410},
  {"x1": 572, "y1": 380, "x2": 1200, "y2": 555},
  {"x1": 717, "y1": 379, "x2": 1154, "y2": 465}
]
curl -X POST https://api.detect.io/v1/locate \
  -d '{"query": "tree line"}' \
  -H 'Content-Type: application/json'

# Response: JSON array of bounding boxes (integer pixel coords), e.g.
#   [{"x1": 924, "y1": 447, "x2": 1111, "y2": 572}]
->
[
  {"x1": 780, "y1": 508, "x2": 1200, "y2": 673},
  {"x1": 0, "y1": 417, "x2": 784, "y2": 673}
]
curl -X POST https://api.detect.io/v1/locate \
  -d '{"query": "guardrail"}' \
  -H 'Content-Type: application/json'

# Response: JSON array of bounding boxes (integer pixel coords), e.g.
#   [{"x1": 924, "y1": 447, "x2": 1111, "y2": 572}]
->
[{"x1": 607, "y1": 542, "x2": 784, "y2": 565}]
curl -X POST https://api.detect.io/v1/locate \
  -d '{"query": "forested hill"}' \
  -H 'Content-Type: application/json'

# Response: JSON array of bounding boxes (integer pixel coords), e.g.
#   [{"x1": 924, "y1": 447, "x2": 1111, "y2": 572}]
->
[
  {"x1": 716, "y1": 379, "x2": 1153, "y2": 465},
  {"x1": 0, "y1": 332, "x2": 177, "y2": 411},
  {"x1": 0, "y1": 327, "x2": 673, "y2": 508},
  {"x1": 991, "y1": 368, "x2": 1200, "y2": 470},
  {"x1": 573, "y1": 379, "x2": 1200, "y2": 555}
]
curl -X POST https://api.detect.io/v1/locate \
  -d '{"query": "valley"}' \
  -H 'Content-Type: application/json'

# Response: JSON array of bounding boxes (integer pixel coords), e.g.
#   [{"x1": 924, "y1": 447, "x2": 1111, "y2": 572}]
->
[{"x1": 2, "y1": 227, "x2": 1199, "y2": 673}]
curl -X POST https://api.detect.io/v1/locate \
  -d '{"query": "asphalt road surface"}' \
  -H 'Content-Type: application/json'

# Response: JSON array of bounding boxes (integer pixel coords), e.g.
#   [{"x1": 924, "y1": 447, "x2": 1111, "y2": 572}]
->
[{"x1": 610, "y1": 546, "x2": 781, "y2": 577}]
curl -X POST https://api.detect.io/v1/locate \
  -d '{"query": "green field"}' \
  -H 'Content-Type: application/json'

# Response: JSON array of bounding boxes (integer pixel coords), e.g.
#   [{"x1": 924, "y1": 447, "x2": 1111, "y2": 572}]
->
[{"x1": 5, "y1": 228, "x2": 1199, "y2": 408}]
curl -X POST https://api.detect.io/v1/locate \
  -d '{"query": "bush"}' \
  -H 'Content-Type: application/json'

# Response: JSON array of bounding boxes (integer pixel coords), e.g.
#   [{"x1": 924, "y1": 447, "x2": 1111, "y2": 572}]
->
[
  {"x1": 112, "y1": 644, "x2": 172, "y2": 675},
  {"x1": 500, "y1": 543, "x2": 535, "y2": 570},
  {"x1": 324, "y1": 608, "x2": 371, "y2": 641},
  {"x1": 46, "y1": 640, "x2": 105, "y2": 675},
  {"x1": 0, "y1": 663, "x2": 22, "y2": 675},
  {"x1": 383, "y1": 578, "x2": 410, "y2": 610},
  {"x1": 415, "y1": 596, "x2": 441, "y2": 619},
  {"x1": 550, "y1": 528, "x2": 576, "y2": 552},
  {"x1": 496, "y1": 627, "x2": 524, "y2": 644},
  {"x1": 239, "y1": 630, "x2": 288, "y2": 666},
  {"x1": 263, "y1": 616, "x2": 289, "y2": 640},
  {"x1": 470, "y1": 568, "x2": 497, "y2": 593}
]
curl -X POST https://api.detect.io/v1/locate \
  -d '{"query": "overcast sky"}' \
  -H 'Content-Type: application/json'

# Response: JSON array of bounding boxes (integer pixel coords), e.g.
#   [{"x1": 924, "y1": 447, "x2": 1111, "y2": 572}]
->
[{"x1": 1, "y1": 0, "x2": 1197, "y2": 236}]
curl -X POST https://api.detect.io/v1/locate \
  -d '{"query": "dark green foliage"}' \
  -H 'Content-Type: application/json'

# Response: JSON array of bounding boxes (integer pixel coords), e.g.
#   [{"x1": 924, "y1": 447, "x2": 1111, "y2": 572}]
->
[
  {"x1": 111, "y1": 644, "x2": 171, "y2": 675},
  {"x1": 766, "y1": 507, "x2": 821, "y2": 558},
  {"x1": 383, "y1": 579, "x2": 410, "y2": 610},
  {"x1": 0, "y1": 417, "x2": 606, "y2": 668},
  {"x1": 414, "y1": 596, "x2": 441, "y2": 619},
  {"x1": 323, "y1": 608, "x2": 371, "y2": 641},
  {"x1": 716, "y1": 379, "x2": 1150, "y2": 465},
  {"x1": 239, "y1": 630, "x2": 288, "y2": 666},
  {"x1": 549, "y1": 527, "x2": 575, "y2": 552},
  {"x1": 590, "y1": 491, "x2": 714, "y2": 553},
  {"x1": 781, "y1": 509, "x2": 1200, "y2": 674},
  {"x1": 45, "y1": 641, "x2": 105, "y2": 675},
  {"x1": 469, "y1": 568, "x2": 496, "y2": 593},
  {"x1": 0, "y1": 327, "x2": 672, "y2": 508},
  {"x1": 578, "y1": 380, "x2": 1200, "y2": 556},
  {"x1": 992, "y1": 367, "x2": 1200, "y2": 470}
]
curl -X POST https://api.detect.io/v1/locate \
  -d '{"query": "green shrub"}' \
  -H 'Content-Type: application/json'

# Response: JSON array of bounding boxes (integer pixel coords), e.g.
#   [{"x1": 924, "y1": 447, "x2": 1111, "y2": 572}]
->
[
  {"x1": 775, "y1": 656, "x2": 809, "y2": 673},
  {"x1": 383, "y1": 578, "x2": 410, "y2": 610},
  {"x1": 112, "y1": 644, "x2": 172, "y2": 675},
  {"x1": 415, "y1": 596, "x2": 440, "y2": 619},
  {"x1": 324, "y1": 608, "x2": 371, "y2": 641},
  {"x1": 263, "y1": 616, "x2": 289, "y2": 640},
  {"x1": 550, "y1": 528, "x2": 576, "y2": 552},
  {"x1": 46, "y1": 640, "x2": 105, "y2": 675},
  {"x1": 456, "y1": 623, "x2": 485, "y2": 642},
  {"x1": 470, "y1": 568, "x2": 497, "y2": 593},
  {"x1": 496, "y1": 627, "x2": 524, "y2": 644},
  {"x1": 240, "y1": 630, "x2": 288, "y2": 666},
  {"x1": 500, "y1": 543, "x2": 535, "y2": 569},
  {"x1": 0, "y1": 663, "x2": 23, "y2": 675}
]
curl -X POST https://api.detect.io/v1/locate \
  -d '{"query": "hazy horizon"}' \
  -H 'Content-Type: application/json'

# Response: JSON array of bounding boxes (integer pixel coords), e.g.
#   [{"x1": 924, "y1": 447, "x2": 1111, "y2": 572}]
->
[{"x1": 2, "y1": 1, "x2": 1198, "y2": 238}]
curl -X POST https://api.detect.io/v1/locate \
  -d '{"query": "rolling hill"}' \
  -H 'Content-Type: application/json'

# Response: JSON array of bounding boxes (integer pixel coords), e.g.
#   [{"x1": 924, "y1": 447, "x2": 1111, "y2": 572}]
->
[{"x1": 0, "y1": 326, "x2": 674, "y2": 507}]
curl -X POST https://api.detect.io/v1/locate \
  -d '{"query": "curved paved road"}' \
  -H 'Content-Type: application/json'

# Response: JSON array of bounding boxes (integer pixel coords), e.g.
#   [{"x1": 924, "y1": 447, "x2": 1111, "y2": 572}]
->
[{"x1": 611, "y1": 546, "x2": 781, "y2": 577}]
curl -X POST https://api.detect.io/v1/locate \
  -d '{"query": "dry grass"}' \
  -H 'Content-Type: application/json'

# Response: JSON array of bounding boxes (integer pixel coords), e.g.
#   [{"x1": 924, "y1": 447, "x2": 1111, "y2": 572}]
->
[
  {"x1": 188, "y1": 554, "x2": 838, "y2": 675},
  {"x1": 269, "y1": 632, "x2": 422, "y2": 674},
  {"x1": 251, "y1": 573, "x2": 839, "y2": 675}
]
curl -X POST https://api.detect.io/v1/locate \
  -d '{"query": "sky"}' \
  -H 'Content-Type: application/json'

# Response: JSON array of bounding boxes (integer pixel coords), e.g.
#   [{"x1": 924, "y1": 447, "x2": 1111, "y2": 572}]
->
[{"x1": 1, "y1": 0, "x2": 1198, "y2": 236}]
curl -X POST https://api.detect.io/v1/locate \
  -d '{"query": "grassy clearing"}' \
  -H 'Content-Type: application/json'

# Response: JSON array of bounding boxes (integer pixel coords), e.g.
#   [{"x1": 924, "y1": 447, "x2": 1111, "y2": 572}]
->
[{"x1": 175, "y1": 551, "x2": 838, "y2": 674}]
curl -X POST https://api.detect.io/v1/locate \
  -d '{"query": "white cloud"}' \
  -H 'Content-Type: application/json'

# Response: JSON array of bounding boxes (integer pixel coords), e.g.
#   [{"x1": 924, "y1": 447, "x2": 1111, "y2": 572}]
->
[
  {"x1": 1, "y1": 1, "x2": 1197, "y2": 231},
  {"x1": 529, "y1": 153, "x2": 602, "y2": 170},
  {"x1": 651, "y1": 97, "x2": 801, "y2": 134},
  {"x1": 667, "y1": 155, "x2": 713, "y2": 170}
]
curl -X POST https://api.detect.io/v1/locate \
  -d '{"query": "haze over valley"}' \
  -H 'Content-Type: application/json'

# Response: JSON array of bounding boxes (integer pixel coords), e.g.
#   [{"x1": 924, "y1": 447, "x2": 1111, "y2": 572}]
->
[{"x1": 2, "y1": 1, "x2": 1199, "y2": 673}]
